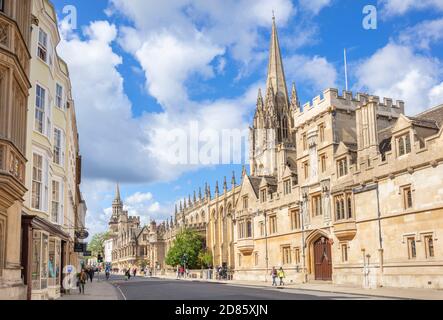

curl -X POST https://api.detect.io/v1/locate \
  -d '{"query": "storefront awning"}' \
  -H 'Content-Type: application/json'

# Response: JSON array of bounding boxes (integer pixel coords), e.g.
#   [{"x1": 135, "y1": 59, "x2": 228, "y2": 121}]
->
[{"x1": 21, "y1": 214, "x2": 71, "y2": 241}]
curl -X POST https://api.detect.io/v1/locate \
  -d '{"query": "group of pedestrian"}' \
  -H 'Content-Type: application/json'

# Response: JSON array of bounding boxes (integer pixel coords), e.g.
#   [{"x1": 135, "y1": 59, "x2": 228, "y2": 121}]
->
[
  {"x1": 271, "y1": 267, "x2": 286, "y2": 286},
  {"x1": 176, "y1": 265, "x2": 188, "y2": 279},
  {"x1": 124, "y1": 267, "x2": 138, "y2": 280}
]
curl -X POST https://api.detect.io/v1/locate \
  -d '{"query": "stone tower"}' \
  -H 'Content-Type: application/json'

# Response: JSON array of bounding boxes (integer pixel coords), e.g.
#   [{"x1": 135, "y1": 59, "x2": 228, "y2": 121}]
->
[
  {"x1": 109, "y1": 183, "x2": 123, "y2": 233},
  {"x1": 250, "y1": 17, "x2": 297, "y2": 178}
]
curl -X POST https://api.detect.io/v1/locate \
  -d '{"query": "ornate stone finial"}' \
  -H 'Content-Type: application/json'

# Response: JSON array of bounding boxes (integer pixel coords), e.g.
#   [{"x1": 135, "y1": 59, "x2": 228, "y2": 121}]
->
[
  {"x1": 193, "y1": 191, "x2": 197, "y2": 203},
  {"x1": 242, "y1": 165, "x2": 247, "y2": 177},
  {"x1": 232, "y1": 171, "x2": 236, "y2": 186},
  {"x1": 188, "y1": 195, "x2": 192, "y2": 207},
  {"x1": 207, "y1": 184, "x2": 212, "y2": 199},
  {"x1": 215, "y1": 181, "x2": 219, "y2": 195},
  {"x1": 199, "y1": 187, "x2": 202, "y2": 201},
  {"x1": 170, "y1": 216, "x2": 174, "y2": 227},
  {"x1": 223, "y1": 177, "x2": 228, "y2": 193},
  {"x1": 183, "y1": 198, "x2": 187, "y2": 209},
  {"x1": 257, "y1": 88, "x2": 264, "y2": 110},
  {"x1": 175, "y1": 204, "x2": 178, "y2": 215},
  {"x1": 291, "y1": 82, "x2": 301, "y2": 111},
  {"x1": 179, "y1": 201, "x2": 183, "y2": 212}
]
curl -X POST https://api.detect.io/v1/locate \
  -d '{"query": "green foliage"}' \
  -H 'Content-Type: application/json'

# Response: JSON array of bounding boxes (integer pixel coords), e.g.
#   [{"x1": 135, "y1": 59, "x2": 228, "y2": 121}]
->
[
  {"x1": 165, "y1": 229, "x2": 204, "y2": 269},
  {"x1": 87, "y1": 232, "x2": 112, "y2": 257},
  {"x1": 198, "y1": 250, "x2": 213, "y2": 268}
]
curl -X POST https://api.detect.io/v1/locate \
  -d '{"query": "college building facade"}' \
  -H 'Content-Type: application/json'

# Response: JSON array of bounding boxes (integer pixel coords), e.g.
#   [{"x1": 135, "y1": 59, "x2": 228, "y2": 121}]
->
[{"x1": 107, "y1": 18, "x2": 443, "y2": 290}]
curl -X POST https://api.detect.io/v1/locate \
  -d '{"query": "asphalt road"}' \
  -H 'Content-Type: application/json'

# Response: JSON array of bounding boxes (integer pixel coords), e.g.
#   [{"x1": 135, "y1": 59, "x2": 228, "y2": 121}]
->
[{"x1": 108, "y1": 275, "x2": 390, "y2": 300}]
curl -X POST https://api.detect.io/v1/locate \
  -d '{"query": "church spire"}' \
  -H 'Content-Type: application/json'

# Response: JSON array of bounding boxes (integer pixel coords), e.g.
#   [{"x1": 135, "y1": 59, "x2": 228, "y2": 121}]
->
[
  {"x1": 115, "y1": 183, "x2": 121, "y2": 202},
  {"x1": 266, "y1": 15, "x2": 289, "y2": 107}
]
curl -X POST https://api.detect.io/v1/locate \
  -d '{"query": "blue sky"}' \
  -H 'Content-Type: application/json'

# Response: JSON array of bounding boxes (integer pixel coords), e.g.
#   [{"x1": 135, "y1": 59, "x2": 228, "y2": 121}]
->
[{"x1": 51, "y1": 0, "x2": 443, "y2": 236}]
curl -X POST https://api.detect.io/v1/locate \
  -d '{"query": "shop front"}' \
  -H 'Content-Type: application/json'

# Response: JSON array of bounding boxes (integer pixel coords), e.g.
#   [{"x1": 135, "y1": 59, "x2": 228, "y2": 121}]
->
[{"x1": 21, "y1": 215, "x2": 70, "y2": 300}]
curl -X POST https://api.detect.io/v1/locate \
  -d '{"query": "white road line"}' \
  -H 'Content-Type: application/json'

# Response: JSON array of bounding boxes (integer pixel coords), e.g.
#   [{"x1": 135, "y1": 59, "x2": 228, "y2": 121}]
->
[{"x1": 115, "y1": 285, "x2": 127, "y2": 301}]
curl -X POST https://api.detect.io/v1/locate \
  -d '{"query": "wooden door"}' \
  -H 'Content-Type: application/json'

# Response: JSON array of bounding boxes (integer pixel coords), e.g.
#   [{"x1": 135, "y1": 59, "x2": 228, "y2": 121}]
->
[{"x1": 314, "y1": 237, "x2": 332, "y2": 281}]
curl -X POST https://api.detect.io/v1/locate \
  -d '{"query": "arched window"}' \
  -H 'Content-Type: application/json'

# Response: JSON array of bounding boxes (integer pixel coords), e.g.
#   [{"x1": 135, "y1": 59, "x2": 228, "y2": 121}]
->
[
  {"x1": 347, "y1": 196, "x2": 353, "y2": 219},
  {"x1": 246, "y1": 220, "x2": 253, "y2": 238},
  {"x1": 282, "y1": 116, "x2": 289, "y2": 140}
]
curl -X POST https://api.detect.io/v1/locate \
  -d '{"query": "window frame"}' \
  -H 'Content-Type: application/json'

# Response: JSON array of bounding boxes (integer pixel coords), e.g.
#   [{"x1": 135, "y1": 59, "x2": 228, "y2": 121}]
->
[
  {"x1": 282, "y1": 246, "x2": 292, "y2": 265},
  {"x1": 35, "y1": 85, "x2": 46, "y2": 134},
  {"x1": 242, "y1": 196, "x2": 248, "y2": 210},
  {"x1": 269, "y1": 215, "x2": 277, "y2": 235},
  {"x1": 303, "y1": 161, "x2": 309, "y2": 179},
  {"x1": 311, "y1": 194, "x2": 323, "y2": 217},
  {"x1": 283, "y1": 179, "x2": 291, "y2": 195},
  {"x1": 341, "y1": 243, "x2": 348, "y2": 262},
  {"x1": 407, "y1": 237, "x2": 417, "y2": 259},
  {"x1": 38, "y1": 28, "x2": 48, "y2": 63},
  {"x1": 337, "y1": 157, "x2": 348, "y2": 178},
  {"x1": 424, "y1": 235, "x2": 435, "y2": 259},
  {"x1": 32, "y1": 153, "x2": 43, "y2": 210},
  {"x1": 320, "y1": 154, "x2": 327, "y2": 173},
  {"x1": 402, "y1": 186, "x2": 413, "y2": 210},
  {"x1": 318, "y1": 123, "x2": 325, "y2": 142},
  {"x1": 289, "y1": 209, "x2": 300, "y2": 230},
  {"x1": 397, "y1": 133, "x2": 412, "y2": 157},
  {"x1": 56, "y1": 83, "x2": 64, "y2": 109}
]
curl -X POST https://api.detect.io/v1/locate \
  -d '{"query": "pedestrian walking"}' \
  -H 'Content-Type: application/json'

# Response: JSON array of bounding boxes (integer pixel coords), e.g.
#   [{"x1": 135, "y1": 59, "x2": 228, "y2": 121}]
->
[
  {"x1": 133, "y1": 268, "x2": 137, "y2": 278},
  {"x1": 78, "y1": 269, "x2": 87, "y2": 294},
  {"x1": 125, "y1": 269, "x2": 131, "y2": 281},
  {"x1": 271, "y1": 267, "x2": 278, "y2": 286},
  {"x1": 88, "y1": 267, "x2": 95, "y2": 283},
  {"x1": 278, "y1": 267, "x2": 286, "y2": 286}
]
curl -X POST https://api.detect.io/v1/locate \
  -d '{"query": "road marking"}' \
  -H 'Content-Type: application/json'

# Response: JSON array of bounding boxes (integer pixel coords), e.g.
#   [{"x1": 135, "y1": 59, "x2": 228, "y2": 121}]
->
[{"x1": 115, "y1": 285, "x2": 127, "y2": 301}]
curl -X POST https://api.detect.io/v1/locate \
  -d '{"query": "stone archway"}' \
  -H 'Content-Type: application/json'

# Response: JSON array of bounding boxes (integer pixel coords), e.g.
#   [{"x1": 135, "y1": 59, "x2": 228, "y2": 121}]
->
[{"x1": 305, "y1": 229, "x2": 333, "y2": 281}]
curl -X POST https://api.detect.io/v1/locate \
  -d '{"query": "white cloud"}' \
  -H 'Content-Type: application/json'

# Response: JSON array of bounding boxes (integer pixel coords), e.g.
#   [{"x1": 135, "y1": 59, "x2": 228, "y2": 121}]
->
[
  {"x1": 355, "y1": 43, "x2": 443, "y2": 114},
  {"x1": 429, "y1": 82, "x2": 443, "y2": 106},
  {"x1": 125, "y1": 192, "x2": 153, "y2": 205},
  {"x1": 285, "y1": 54, "x2": 338, "y2": 94},
  {"x1": 299, "y1": 0, "x2": 332, "y2": 15},
  {"x1": 379, "y1": 0, "x2": 443, "y2": 16},
  {"x1": 398, "y1": 18, "x2": 443, "y2": 50}
]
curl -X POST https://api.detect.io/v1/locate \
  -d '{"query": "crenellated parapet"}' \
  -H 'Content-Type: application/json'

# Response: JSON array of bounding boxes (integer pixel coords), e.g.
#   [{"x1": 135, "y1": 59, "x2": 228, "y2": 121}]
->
[{"x1": 293, "y1": 88, "x2": 405, "y2": 128}]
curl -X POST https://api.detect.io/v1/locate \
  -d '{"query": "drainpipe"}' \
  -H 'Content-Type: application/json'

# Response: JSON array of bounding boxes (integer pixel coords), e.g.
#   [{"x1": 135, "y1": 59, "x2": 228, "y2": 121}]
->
[
  {"x1": 375, "y1": 183, "x2": 383, "y2": 250},
  {"x1": 375, "y1": 183, "x2": 384, "y2": 283},
  {"x1": 300, "y1": 200, "x2": 307, "y2": 284}
]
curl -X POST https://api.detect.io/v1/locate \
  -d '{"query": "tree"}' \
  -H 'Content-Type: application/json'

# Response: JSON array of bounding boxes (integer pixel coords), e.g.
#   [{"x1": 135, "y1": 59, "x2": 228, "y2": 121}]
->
[
  {"x1": 165, "y1": 229, "x2": 203, "y2": 269},
  {"x1": 198, "y1": 250, "x2": 213, "y2": 268},
  {"x1": 87, "y1": 232, "x2": 112, "y2": 257}
]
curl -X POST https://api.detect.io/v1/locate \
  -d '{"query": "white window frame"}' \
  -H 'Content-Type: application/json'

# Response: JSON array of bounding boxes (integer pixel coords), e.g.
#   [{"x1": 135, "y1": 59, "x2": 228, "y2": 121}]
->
[
  {"x1": 31, "y1": 149, "x2": 50, "y2": 213},
  {"x1": 51, "y1": 177, "x2": 64, "y2": 225},
  {"x1": 35, "y1": 84, "x2": 46, "y2": 134},
  {"x1": 55, "y1": 83, "x2": 64, "y2": 109},
  {"x1": 38, "y1": 28, "x2": 48, "y2": 63},
  {"x1": 53, "y1": 127, "x2": 65, "y2": 166}
]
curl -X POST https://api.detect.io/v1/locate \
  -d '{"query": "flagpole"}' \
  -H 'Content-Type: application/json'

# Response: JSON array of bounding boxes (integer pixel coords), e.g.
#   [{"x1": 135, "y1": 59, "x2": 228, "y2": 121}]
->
[{"x1": 344, "y1": 48, "x2": 349, "y2": 91}]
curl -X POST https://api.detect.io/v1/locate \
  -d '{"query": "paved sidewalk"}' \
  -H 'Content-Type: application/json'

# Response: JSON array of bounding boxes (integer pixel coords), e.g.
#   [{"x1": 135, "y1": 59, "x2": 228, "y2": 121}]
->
[
  {"x1": 153, "y1": 275, "x2": 443, "y2": 300},
  {"x1": 58, "y1": 280, "x2": 120, "y2": 300}
]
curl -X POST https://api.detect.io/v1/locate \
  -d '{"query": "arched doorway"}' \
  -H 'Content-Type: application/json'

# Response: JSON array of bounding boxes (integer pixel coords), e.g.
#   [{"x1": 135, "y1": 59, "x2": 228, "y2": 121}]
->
[{"x1": 313, "y1": 237, "x2": 332, "y2": 281}]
